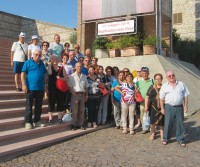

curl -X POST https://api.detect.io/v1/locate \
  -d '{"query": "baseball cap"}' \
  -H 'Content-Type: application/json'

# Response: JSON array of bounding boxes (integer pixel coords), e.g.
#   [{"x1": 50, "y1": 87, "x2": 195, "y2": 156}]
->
[
  {"x1": 32, "y1": 35, "x2": 38, "y2": 40},
  {"x1": 141, "y1": 67, "x2": 149, "y2": 72},
  {"x1": 137, "y1": 68, "x2": 141, "y2": 72},
  {"x1": 18, "y1": 32, "x2": 26, "y2": 37}
]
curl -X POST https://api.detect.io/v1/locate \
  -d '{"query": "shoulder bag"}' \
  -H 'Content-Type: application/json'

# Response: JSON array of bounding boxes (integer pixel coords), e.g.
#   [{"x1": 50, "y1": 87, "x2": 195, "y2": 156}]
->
[{"x1": 56, "y1": 67, "x2": 69, "y2": 92}]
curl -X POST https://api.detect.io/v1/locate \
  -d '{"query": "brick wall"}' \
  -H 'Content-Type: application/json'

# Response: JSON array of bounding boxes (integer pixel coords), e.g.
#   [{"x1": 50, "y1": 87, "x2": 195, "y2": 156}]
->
[{"x1": 0, "y1": 11, "x2": 74, "y2": 45}]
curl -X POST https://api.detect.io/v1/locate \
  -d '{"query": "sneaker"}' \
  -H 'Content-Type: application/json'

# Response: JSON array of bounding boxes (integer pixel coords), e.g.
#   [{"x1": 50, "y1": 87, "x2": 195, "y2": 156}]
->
[
  {"x1": 48, "y1": 120, "x2": 54, "y2": 125},
  {"x1": 25, "y1": 123, "x2": 33, "y2": 130},
  {"x1": 16, "y1": 88, "x2": 19, "y2": 92},
  {"x1": 34, "y1": 121, "x2": 45, "y2": 128},
  {"x1": 58, "y1": 119, "x2": 63, "y2": 124},
  {"x1": 142, "y1": 130, "x2": 149, "y2": 134},
  {"x1": 81, "y1": 126, "x2": 86, "y2": 130},
  {"x1": 93, "y1": 122, "x2": 97, "y2": 128},
  {"x1": 18, "y1": 88, "x2": 22, "y2": 91},
  {"x1": 130, "y1": 130, "x2": 135, "y2": 135},
  {"x1": 88, "y1": 122, "x2": 92, "y2": 128},
  {"x1": 134, "y1": 124, "x2": 141, "y2": 129},
  {"x1": 71, "y1": 125, "x2": 78, "y2": 130},
  {"x1": 122, "y1": 129, "x2": 127, "y2": 134}
]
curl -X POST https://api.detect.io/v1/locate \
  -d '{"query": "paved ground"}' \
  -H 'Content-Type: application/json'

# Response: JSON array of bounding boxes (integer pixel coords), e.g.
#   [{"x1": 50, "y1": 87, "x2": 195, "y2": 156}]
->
[{"x1": 1, "y1": 111, "x2": 200, "y2": 167}]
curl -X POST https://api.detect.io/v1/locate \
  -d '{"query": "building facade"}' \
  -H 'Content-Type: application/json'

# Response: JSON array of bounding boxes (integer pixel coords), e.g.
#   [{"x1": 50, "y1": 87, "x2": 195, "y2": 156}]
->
[{"x1": 173, "y1": 0, "x2": 200, "y2": 40}]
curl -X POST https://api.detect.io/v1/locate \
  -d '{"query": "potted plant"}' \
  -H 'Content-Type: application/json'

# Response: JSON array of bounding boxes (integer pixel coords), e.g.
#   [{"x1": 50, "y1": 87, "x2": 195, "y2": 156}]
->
[
  {"x1": 105, "y1": 40, "x2": 121, "y2": 58},
  {"x1": 117, "y1": 35, "x2": 141, "y2": 57},
  {"x1": 143, "y1": 35, "x2": 157, "y2": 55},
  {"x1": 162, "y1": 39, "x2": 169, "y2": 57},
  {"x1": 92, "y1": 38, "x2": 109, "y2": 58}
]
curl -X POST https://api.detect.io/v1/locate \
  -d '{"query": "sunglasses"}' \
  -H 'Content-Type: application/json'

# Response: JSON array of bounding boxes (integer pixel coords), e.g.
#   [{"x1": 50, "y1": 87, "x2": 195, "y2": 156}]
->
[
  {"x1": 75, "y1": 47, "x2": 80, "y2": 49},
  {"x1": 167, "y1": 74, "x2": 175, "y2": 78}
]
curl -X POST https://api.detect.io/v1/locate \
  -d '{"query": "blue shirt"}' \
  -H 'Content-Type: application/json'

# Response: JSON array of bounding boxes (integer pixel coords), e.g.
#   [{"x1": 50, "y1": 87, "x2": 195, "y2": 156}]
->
[
  {"x1": 75, "y1": 52, "x2": 84, "y2": 61},
  {"x1": 81, "y1": 66, "x2": 88, "y2": 75},
  {"x1": 112, "y1": 80, "x2": 121, "y2": 102},
  {"x1": 22, "y1": 59, "x2": 46, "y2": 90},
  {"x1": 67, "y1": 59, "x2": 77, "y2": 68}
]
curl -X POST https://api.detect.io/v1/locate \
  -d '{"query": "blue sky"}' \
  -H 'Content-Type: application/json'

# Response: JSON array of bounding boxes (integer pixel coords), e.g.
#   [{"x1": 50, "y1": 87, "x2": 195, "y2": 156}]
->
[{"x1": 0, "y1": 0, "x2": 77, "y2": 28}]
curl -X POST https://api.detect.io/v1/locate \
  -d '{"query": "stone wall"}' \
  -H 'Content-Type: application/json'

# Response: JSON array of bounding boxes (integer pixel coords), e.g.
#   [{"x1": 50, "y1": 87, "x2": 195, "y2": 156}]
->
[
  {"x1": 0, "y1": 11, "x2": 74, "y2": 45},
  {"x1": 173, "y1": 0, "x2": 200, "y2": 40}
]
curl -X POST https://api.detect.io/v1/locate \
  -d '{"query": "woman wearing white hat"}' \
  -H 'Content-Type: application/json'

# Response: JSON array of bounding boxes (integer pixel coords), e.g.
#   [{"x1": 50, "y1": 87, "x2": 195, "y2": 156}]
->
[{"x1": 28, "y1": 35, "x2": 41, "y2": 59}]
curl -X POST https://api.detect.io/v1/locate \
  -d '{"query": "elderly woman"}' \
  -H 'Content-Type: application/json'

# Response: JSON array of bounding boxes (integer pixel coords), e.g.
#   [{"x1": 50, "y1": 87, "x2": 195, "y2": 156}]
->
[
  {"x1": 115, "y1": 73, "x2": 136, "y2": 135},
  {"x1": 87, "y1": 65, "x2": 102, "y2": 128},
  {"x1": 144, "y1": 73, "x2": 164, "y2": 140},
  {"x1": 47, "y1": 55, "x2": 68, "y2": 124}
]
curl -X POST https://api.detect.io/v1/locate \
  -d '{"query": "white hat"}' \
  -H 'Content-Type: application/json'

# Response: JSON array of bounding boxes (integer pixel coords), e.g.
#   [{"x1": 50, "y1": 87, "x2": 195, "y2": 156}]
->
[
  {"x1": 32, "y1": 35, "x2": 38, "y2": 40},
  {"x1": 18, "y1": 32, "x2": 26, "y2": 37}
]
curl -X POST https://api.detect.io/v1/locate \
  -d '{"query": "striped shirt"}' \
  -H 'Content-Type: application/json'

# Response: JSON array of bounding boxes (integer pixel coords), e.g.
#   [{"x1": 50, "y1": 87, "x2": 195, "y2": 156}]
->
[{"x1": 160, "y1": 81, "x2": 189, "y2": 106}]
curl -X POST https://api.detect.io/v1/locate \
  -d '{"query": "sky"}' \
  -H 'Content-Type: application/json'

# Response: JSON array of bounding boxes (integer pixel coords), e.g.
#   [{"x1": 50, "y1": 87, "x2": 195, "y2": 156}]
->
[{"x1": 0, "y1": 0, "x2": 78, "y2": 28}]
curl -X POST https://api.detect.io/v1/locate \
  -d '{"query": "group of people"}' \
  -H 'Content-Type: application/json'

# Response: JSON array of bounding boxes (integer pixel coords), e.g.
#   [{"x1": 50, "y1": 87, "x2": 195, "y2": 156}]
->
[{"x1": 11, "y1": 32, "x2": 190, "y2": 147}]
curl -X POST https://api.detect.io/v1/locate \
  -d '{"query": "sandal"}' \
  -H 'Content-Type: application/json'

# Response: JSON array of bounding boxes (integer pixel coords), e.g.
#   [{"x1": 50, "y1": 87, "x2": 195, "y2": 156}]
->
[
  {"x1": 162, "y1": 141, "x2": 168, "y2": 145},
  {"x1": 149, "y1": 133, "x2": 155, "y2": 140}
]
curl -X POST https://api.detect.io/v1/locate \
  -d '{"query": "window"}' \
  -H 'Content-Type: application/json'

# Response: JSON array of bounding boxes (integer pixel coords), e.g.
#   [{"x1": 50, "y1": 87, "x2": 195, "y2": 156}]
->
[{"x1": 173, "y1": 13, "x2": 183, "y2": 24}]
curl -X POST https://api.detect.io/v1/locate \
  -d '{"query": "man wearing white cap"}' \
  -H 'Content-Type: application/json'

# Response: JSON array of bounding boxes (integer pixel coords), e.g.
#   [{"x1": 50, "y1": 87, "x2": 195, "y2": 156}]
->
[
  {"x1": 28, "y1": 35, "x2": 41, "y2": 59},
  {"x1": 49, "y1": 34, "x2": 64, "y2": 61},
  {"x1": 11, "y1": 32, "x2": 28, "y2": 92}
]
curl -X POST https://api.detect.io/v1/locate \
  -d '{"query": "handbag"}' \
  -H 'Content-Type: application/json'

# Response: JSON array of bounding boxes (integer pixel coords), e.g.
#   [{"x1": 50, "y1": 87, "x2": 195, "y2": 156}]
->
[
  {"x1": 135, "y1": 90, "x2": 144, "y2": 103},
  {"x1": 98, "y1": 83, "x2": 109, "y2": 96},
  {"x1": 142, "y1": 112, "x2": 150, "y2": 130},
  {"x1": 62, "y1": 113, "x2": 72, "y2": 122},
  {"x1": 56, "y1": 67, "x2": 69, "y2": 92}
]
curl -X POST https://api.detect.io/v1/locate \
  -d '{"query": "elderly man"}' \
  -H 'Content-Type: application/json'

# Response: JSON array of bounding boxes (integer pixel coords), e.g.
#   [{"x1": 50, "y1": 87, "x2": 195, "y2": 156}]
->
[
  {"x1": 49, "y1": 34, "x2": 64, "y2": 61},
  {"x1": 68, "y1": 62, "x2": 89, "y2": 130},
  {"x1": 11, "y1": 32, "x2": 28, "y2": 92},
  {"x1": 160, "y1": 71, "x2": 189, "y2": 147},
  {"x1": 21, "y1": 49, "x2": 46, "y2": 130},
  {"x1": 74, "y1": 44, "x2": 84, "y2": 61},
  {"x1": 67, "y1": 50, "x2": 78, "y2": 68}
]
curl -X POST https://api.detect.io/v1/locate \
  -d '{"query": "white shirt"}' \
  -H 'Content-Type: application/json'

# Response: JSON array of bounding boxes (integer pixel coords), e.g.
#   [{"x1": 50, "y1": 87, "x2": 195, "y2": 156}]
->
[
  {"x1": 28, "y1": 44, "x2": 41, "y2": 57},
  {"x1": 160, "y1": 81, "x2": 190, "y2": 106},
  {"x1": 11, "y1": 41, "x2": 28, "y2": 62},
  {"x1": 133, "y1": 77, "x2": 143, "y2": 84},
  {"x1": 68, "y1": 72, "x2": 89, "y2": 92}
]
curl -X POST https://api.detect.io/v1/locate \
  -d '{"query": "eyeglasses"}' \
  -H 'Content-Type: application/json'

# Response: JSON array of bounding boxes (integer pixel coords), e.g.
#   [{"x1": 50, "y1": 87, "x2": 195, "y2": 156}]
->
[
  {"x1": 75, "y1": 47, "x2": 80, "y2": 49},
  {"x1": 167, "y1": 74, "x2": 175, "y2": 78},
  {"x1": 43, "y1": 45, "x2": 48, "y2": 47},
  {"x1": 84, "y1": 60, "x2": 89, "y2": 62}
]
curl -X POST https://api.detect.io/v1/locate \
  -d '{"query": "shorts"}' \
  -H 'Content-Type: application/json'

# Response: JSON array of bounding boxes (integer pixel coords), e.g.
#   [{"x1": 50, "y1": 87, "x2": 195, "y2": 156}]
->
[{"x1": 13, "y1": 61, "x2": 24, "y2": 74}]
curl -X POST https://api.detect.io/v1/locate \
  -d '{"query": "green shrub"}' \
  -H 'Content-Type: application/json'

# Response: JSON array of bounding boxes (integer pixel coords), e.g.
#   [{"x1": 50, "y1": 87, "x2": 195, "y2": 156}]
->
[
  {"x1": 143, "y1": 35, "x2": 157, "y2": 46},
  {"x1": 162, "y1": 40, "x2": 169, "y2": 48}
]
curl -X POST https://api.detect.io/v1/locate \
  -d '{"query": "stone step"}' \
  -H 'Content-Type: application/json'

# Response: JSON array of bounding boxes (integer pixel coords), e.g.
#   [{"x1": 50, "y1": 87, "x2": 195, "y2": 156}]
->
[
  {"x1": 0, "y1": 124, "x2": 110, "y2": 162},
  {"x1": 0, "y1": 85, "x2": 16, "y2": 91},
  {"x1": 0, "y1": 65, "x2": 13, "y2": 70},
  {"x1": 0, "y1": 91, "x2": 26, "y2": 100},
  {"x1": 0, "y1": 122, "x2": 72, "y2": 146},
  {"x1": 0, "y1": 80, "x2": 14, "y2": 84},
  {"x1": 0, "y1": 99, "x2": 48, "y2": 109},
  {"x1": 0, "y1": 113, "x2": 53, "y2": 131},
  {"x1": 0, "y1": 105, "x2": 48, "y2": 120},
  {"x1": 0, "y1": 69, "x2": 13, "y2": 75},
  {"x1": 0, "y1": 77, "x2": 14, "y2": 82}
]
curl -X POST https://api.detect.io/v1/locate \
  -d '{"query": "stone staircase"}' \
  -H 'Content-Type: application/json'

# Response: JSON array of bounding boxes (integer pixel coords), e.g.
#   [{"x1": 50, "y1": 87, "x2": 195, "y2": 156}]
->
[{"x1": 0, "y1": 38, "x2": 109, "y2": 162}]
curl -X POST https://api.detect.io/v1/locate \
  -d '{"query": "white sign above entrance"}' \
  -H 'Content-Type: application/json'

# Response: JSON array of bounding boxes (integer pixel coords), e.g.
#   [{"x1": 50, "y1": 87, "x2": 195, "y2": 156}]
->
[{"x1": 97, "y1": 19, "x2": 136, "y2": 36}]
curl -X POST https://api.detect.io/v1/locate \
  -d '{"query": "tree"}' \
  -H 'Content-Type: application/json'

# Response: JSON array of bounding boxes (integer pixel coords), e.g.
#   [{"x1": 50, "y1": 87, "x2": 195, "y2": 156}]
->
[{"x1": 69, "y1": 31, "x2": 77, "y2": 47}]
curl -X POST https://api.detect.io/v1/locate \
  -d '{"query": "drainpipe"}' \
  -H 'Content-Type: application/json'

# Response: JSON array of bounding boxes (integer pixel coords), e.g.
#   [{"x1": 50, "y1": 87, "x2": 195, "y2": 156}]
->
[
  {"x1": 170, "y1": 0, "x2": 173, "y2": 57},
  {"x1": 156, "y1": 0, "x2": 159, "y2": 54},
  {"x1": 159, "y1": 0, "x2": 162, "y2": 56},
  {"x1": 80, "y1": 0, "x2": 82, "y2": 50}
]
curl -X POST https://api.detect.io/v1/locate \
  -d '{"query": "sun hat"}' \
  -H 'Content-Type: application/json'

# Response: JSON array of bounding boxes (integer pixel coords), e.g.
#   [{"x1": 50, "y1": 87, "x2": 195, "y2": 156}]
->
[
  {"x1": 32, "y1": 35, "x2": 39, "y2": 40},
  {"x1": 18, "y1": 32, "x2": 26, "y2": 37}
]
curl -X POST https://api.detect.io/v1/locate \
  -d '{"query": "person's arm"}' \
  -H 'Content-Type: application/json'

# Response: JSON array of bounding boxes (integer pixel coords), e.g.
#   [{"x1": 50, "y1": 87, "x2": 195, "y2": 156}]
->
[
  {"x1": 21, "y1": 72, "x2": 27, "y2": 93},
  {"x1": 27, "y1": 49, "x2": 31, "y2": 60},
  {"x1": 183, "y1": 96, "x2": 188, "y2": 112},
  {"x1": 159, "y1": 85, "x2": 165, "y2": 115},
  {"x1": 115, "y1": 85, "x2": 122, "y2": 95},
  {"x1": 84, "y1": 79, "x2": 89, "y2": 102},
  {"x1": 144, "y1": 96, "x2": 150, "y2": 112},
  {"x1": 11, "y1": 51, "x2": 14, "y2": 66},
  {"x1": 62, "y1": 67, "x2": 69, "y2": 82}
]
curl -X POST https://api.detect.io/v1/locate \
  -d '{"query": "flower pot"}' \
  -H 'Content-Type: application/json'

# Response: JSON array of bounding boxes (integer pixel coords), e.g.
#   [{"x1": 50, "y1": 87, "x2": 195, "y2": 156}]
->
[
  {"x1": 95, "y1": 49, "x2": 109, "y2": 58},
  {"x1": 121, "y1": 47, "x2": 140, "y2": 57},
  {"x1": 143, "y1": 45, "x2": 156, "y2": 55},
  {"x1": 162, "y1": 48, "x2": 169, "y2": 57},
  {"x1": 109, "y1": 49, "x2": 121, "y2": 58}
]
